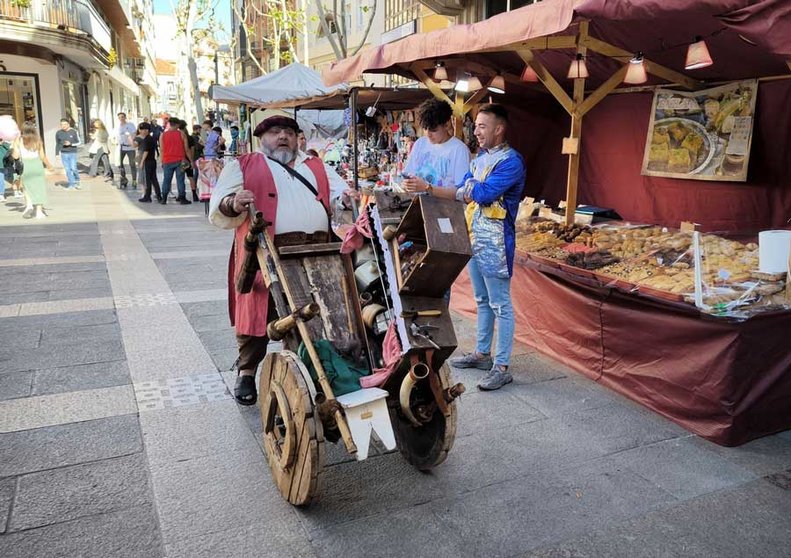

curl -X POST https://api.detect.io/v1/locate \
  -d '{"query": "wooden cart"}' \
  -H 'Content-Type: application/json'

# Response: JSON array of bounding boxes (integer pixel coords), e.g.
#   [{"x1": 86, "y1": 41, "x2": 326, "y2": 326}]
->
[{"x1": 239, "y1": 195, "x2": 470, "y2": 506}]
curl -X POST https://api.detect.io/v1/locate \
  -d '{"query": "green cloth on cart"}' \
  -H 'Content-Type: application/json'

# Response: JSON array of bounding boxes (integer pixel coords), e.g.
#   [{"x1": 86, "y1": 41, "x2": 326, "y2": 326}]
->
[{"x1": 297, "y1": 340, "x2": 369, "y2": 396}]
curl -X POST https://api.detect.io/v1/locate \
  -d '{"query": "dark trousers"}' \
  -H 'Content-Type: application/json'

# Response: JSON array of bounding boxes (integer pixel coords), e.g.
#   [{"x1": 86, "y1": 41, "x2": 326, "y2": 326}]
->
[
  {"x1": 142, "y1": 159, "x2": 161, "y2": 200},
  {"x1": 119, "y1": 149, "x2": 137, "y2": 184},
  {"x1": 235, "y1": 296, "x2": 277, "y2": 371}
]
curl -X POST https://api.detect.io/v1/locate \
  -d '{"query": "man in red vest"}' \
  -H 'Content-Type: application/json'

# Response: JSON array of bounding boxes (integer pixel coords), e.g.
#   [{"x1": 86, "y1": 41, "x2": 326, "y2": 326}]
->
[{"x1": 209, "y1": 115, "x2": 348, "y2": 405}]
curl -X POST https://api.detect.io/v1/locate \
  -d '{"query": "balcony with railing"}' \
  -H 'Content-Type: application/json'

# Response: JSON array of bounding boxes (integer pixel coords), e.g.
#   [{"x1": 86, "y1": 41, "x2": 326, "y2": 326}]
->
[{"x1": 0, "y1": 0, "x2": 113, "y2": 54}]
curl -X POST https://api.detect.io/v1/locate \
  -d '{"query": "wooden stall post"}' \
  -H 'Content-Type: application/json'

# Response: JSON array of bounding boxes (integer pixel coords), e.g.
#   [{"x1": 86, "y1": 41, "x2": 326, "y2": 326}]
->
[{"x1": 564, "y1": 21, "x2": 588, "y2": 226}]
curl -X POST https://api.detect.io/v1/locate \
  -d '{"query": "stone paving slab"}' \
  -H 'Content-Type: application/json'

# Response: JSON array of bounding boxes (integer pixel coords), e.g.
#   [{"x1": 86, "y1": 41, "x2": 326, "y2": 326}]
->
[
  {"x1": 0, "y1": 504, "x2": 164, "y2": 558},
  {"x1": 139, "y1": 399, "x2": 254, "y2": 468},
  {"x1": 0, "y1": 477, "x2": 13, "y2": 533},
  {"x1": 8, "y1": 453, "x2": 152, "y2": 532},
  {"x1": 0, "y1": 338, "x2": 126, "y2": 374},
  {"x1": 688, "y1": 433, "x2": 791, "y2": 477},
  {"x1": 0, "y1": 414, "x2": 141, "y2": 478},
  {"x1": 148, "y1": 446, "x2": 294, "y2": 544},
  {"x1": 523, "y1": 478, "x2": 791, "y2": 558},
  {"x1": 607, "y1": 436, "x2": 758, "y2": 500},
  {"x1": 0, "y1": 385, "x2": 137, "y2": 433},
  {"x1": 0, "y1": 309, "x2": 117, "y2": 331},
  {"x1": 0, "y1": 372, "x2": 33, "y2": 402},
  {"x1": 432, "y1": 457, "x2": 678, "y2": 558}
]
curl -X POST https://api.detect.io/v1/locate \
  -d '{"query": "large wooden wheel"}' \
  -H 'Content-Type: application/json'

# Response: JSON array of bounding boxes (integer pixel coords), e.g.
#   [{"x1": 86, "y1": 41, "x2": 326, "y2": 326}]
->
[
  {"x1": 258, "y1": 351, "x2": 325, "y2": 506},
  {"x1": 391, "y1": 363, "x2": 458, "y2": 471}
]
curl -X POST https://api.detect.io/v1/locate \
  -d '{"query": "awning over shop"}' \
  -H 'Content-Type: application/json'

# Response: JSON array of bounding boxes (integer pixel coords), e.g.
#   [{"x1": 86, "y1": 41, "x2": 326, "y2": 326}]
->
[
  {"x1": 211, "y1": 63, "x2": 350, "y2": 108},
  {"x1": 323, "y1": 0, "x2": 791, "y2": 88}
]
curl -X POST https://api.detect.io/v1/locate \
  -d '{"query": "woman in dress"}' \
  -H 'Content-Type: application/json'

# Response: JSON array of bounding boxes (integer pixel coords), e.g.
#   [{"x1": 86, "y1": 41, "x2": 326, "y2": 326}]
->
[
  {"x1": 88, "y1": 119, "x2": 113, "y2": 180},
  {"x1": 18, "y1": 122, "x2": 51, "y2": 219}
]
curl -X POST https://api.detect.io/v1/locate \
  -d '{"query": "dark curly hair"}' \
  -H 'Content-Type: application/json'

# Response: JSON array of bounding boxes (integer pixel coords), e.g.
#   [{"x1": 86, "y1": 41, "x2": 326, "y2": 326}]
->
[{"x1": 417, "y1": 98, "x2": 453, "y2": 130}]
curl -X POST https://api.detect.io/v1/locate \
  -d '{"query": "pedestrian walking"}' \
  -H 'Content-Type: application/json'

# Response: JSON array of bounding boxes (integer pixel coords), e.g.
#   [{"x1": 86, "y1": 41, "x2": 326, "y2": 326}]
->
[
  {"x1": 203, "y1": 125, "x2": 223, "y2": 159},
  {"x1": 55, "y1": 118, "x2": 81, "y2": 190},
  {"x1": 159, "y1": 117, "x2": 191, "y2": 205},
  {"x1": 88, "y1": 119, "x2": 113, "y2": 180},
  {"x1": 0, "y1": 115, "x2": 21, "y2": 203},
  {"x1": 116, "y1": 112, "x2": 137, "y2": 189},
  {"x1": 19, "y1": 122, "x2": 52, "y2": 219},
  {"x1": 179, "y1": 120, "x2": 200, "y2": 201},
  {"x1": 136, "y1": 122, "x2": 161, "y2": 203},
  {"x1": 150, "y1": 116, "x2": 163, "y2": 157}
]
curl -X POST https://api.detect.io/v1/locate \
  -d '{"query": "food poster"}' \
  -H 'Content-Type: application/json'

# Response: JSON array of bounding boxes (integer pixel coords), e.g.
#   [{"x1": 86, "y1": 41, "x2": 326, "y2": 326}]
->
[{"x1": 642, "y1": 80, "x2": 758, "y2": 182}]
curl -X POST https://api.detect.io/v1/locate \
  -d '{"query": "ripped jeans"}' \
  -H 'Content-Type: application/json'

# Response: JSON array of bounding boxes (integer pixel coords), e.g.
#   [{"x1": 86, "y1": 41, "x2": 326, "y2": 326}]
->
[{"x1": 468, "y1": 256, "x2": 514, "y2": 367}]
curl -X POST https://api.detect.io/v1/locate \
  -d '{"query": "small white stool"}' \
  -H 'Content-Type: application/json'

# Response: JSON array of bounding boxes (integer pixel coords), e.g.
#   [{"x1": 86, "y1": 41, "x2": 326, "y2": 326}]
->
[{"x1": 336, "y1": 387, "x2": 397, "y2": 461}]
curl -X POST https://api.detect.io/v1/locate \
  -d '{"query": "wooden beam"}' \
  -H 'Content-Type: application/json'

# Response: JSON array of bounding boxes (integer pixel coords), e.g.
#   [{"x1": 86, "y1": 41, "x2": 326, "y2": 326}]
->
[
  {"x1": 581, "y1": 35, "x2": 703, "y2": 90},
  {"x1": 479, "y1": 35, "x2": 579, "y2": 53},
  {"x1": 516, "y1": 49, "x2": 574, "y2": 115},
  {"x1": 564, "y1": 21, "x2": 588, "y2": 226},
  {"x1": 463, "y1": 78, "x2": 494, "y2": 113},
  {"x1": 787, "y1": 60, "x2": 791, "y2": 72},
  {"x1": 576, "y1": 64, "x2": 628, "y2": 118},
  {"x1": 411, "y1": 65, "x2": 461, "y2": 117}
]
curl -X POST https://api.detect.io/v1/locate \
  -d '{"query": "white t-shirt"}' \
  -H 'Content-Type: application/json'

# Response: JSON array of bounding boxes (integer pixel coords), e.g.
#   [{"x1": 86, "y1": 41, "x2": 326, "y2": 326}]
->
[{"x1": 403, "y1": 136, "x2": 470, "y2": 189}]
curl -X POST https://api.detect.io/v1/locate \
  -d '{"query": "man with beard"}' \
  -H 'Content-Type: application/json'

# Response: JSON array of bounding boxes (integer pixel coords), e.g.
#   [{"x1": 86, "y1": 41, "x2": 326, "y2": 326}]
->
[{"x1": 209, "y1": 115, "x2": 347, "y2": 405}]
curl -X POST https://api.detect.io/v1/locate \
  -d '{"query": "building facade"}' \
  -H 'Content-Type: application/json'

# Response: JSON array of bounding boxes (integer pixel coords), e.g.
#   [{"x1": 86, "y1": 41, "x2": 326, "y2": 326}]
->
[{"x1": 0, "y1": 0, "x2": 158, "y2": 163}]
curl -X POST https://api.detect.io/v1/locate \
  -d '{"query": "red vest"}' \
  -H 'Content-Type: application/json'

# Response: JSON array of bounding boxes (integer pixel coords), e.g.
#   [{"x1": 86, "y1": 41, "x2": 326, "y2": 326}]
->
[{"x1": 228, "y1": 153, "x2": 331, "y2": 336}]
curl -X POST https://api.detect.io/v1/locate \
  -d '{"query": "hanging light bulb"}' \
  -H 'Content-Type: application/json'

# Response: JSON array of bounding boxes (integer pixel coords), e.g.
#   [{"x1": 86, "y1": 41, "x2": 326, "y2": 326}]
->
[
  {"x1": 685, "y1": 36, "x2": 713, "y2": 70},
  {"x1": 433, "y1": 61, "x2": 448, "y2": 81},
  {"x1": 567, "y1": 53, "x2": 589, "y2": 79},
  {"x1": 487, "y1": 74, "x2": 506, "y2": 94},
  {"x1": 455, "y1": 74, "x2": 470, "y2": 92},
  {"x1": 468, "y1": 75, "x2": 483, "y2": 91},
  {"x1": 623, "y1": 53, "x2": 648, "y2": 84},
  {"x1": 521, "y1": 64, "x2": 539, "y2": 82}
]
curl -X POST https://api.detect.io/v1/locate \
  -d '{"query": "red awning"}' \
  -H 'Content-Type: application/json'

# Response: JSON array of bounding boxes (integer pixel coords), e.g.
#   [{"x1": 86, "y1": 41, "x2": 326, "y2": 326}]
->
[{"x1": 323, "y1": 0, "x2": 791, "y2": 88}]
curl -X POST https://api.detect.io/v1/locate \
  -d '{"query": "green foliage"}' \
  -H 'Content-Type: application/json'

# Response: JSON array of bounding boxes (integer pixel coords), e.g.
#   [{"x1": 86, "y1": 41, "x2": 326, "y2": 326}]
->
[{"x1": 10, "y1": 0, "x2": 32, "y2": 8}]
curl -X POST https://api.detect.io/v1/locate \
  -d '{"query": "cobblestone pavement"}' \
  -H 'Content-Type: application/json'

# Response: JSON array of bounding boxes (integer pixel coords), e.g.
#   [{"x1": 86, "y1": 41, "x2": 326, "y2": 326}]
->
[{"x1": 1, "y1": 171, "x2": 790, "y2": 557}]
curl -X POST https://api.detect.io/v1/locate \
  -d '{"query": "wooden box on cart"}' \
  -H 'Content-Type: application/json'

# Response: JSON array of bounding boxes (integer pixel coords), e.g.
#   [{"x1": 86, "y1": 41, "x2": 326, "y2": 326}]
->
[{"x1": 392, "y1": 195, "x2": 471, "y2": 298}]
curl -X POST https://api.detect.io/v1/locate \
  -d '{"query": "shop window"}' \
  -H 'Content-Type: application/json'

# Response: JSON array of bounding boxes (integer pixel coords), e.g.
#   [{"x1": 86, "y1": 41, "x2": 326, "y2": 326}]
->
[
  {"x1": 0, "y1": 74, "x2": 40, "y2": 129},
  {"x1": 61, "y1": 80, "x2": 86, "y2": 139}
]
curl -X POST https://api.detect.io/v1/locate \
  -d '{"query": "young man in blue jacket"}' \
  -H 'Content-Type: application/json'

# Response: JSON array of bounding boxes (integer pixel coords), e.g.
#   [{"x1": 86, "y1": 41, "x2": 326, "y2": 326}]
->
[
  {"x1": 403, "y1": 103, "x2": 525, "y2": 390},
  {"x1": 451, "y1": 104, "x2": 525, "y2": 390}
]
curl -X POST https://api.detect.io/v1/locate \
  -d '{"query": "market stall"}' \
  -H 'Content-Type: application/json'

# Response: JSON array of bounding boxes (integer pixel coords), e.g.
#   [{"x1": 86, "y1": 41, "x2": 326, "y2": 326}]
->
[{"x1": 323, "y1": 0, "x2": 791, "y2": 445}]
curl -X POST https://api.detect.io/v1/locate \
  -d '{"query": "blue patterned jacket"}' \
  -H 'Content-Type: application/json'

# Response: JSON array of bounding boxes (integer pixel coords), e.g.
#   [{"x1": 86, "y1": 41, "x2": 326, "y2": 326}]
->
[{"x1": 457, "y1": 143, "x2": 526, "y2": 278}]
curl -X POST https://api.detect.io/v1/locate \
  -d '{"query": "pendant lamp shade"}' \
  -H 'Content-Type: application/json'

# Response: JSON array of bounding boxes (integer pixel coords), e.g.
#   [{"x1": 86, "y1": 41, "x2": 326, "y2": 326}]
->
[
  {"x1": 567, "y1": 54, "x2": 589, "y2": 79},
  {"x1": 455, "y1": 76, "x2": 470, "y2": 92},
  {"x1": 467, "y1": 75, "x2": 483, "y2": 91},
  {"x1": 685, "y1": 38, "x2": 713, "y2": 70},
  {"x1": 488, "y1": 75, "x2": 506, "y2": 94},
  {"x1": 623, "y1": 55, "x2": 648, "y2": 84},
  {"x1": 434, "y1": 62, "x2": 448, "y2": 81},
  {"x1": 521, "y1": 64, "x2": 539, "y2": 82}
]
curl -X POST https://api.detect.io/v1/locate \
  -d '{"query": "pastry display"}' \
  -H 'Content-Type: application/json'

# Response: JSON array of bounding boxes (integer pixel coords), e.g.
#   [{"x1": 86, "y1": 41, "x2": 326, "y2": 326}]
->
[{"x1": 515, "y1": 217, "x2": 790, "y2": 317}]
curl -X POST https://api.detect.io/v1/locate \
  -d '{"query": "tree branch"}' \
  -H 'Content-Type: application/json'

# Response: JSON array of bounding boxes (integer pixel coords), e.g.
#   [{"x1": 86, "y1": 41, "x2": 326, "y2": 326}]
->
[
  {"x1": 314, "y1": 1, "x2": 344, "y2": 60},
  {"x1": 351, "y1": 1, "x2": 376, "y2": 56}
]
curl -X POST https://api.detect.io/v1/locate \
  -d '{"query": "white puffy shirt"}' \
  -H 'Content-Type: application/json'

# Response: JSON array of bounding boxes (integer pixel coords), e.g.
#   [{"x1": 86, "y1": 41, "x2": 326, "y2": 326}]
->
[{"x1": 209, "y1": 151, "x2": 347, "y2": 233}]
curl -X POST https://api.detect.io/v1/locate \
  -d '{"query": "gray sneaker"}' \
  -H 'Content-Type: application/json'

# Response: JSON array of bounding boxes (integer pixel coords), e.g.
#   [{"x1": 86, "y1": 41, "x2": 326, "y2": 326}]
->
[
  {"x1": 449, "y1": 352, "x2": 493, "y2": 370},
  {"x1": 477, "y1": 365, "x2": 513, "y2": 391}
]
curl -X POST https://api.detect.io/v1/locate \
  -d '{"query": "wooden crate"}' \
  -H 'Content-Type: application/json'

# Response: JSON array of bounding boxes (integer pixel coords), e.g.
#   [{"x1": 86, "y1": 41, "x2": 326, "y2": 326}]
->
[{"x1": 392, "y1": 196, "x2": 471, "y2": 297}]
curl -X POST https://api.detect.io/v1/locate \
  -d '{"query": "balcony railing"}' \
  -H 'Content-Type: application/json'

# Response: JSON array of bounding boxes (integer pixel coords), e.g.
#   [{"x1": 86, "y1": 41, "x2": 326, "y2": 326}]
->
[{"x1": 0, "y1": 0, "x2": 112, "y2": 53}]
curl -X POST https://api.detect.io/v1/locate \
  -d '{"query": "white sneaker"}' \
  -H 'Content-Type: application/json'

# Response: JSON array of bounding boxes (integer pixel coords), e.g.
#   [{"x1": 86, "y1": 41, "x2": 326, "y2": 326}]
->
[{"x1": 35, "y1": 208, "x2": 47, "y2": 219}]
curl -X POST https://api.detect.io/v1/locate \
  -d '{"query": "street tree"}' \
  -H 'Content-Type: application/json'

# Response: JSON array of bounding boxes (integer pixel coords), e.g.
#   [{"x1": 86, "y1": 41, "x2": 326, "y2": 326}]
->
[
  {"x1": 314, "y1": 1, "x2": 377, "y2": 60},
  {"x1": 171, "y1": 0, "x2": 223, "y2": 124},
  {"x1": 231, "y1": 0, "x2": 305, "y2": 74}
]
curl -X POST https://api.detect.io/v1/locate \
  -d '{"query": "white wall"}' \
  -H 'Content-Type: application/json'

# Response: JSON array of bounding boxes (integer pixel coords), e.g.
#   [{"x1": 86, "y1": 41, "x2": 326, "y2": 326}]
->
[{"x1": 0, "y1": 54, "x2": 62, "y2": 164}]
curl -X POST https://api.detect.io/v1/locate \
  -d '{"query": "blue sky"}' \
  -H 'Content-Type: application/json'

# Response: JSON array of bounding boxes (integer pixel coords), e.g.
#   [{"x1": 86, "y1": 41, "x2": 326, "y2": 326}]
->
[{"x1": 153, "y1": 0, "x2": 231, "y2": 41}]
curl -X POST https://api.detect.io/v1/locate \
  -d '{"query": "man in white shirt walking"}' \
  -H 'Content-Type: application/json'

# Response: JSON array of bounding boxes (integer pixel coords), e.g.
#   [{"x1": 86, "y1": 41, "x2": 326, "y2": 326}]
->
[{"x1": 116, "y1": 112, "x2": 138, "y2": 189}]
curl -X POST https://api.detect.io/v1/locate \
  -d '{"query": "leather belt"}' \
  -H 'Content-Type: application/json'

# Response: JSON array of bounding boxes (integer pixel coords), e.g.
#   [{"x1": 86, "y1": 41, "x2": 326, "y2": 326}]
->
[{"x1": 274, "y1": 231, "x2": 330, "y2": 247}]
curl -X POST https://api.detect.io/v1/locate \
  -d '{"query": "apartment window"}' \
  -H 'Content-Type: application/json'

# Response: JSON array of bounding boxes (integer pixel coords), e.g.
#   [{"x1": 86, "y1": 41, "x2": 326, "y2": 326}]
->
[{"x1": 486, "y1": 0, "x2": 540, "y2": 17}]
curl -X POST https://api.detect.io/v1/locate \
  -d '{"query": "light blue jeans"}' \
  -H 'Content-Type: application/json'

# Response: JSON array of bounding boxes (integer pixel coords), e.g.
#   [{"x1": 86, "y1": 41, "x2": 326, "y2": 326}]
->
[
  {"x1": 468, "y1": 256, "x2": 514, "y2": 367},
  {"x1": 60, "y1": 152, "x2": 79, "y2": 187}
]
